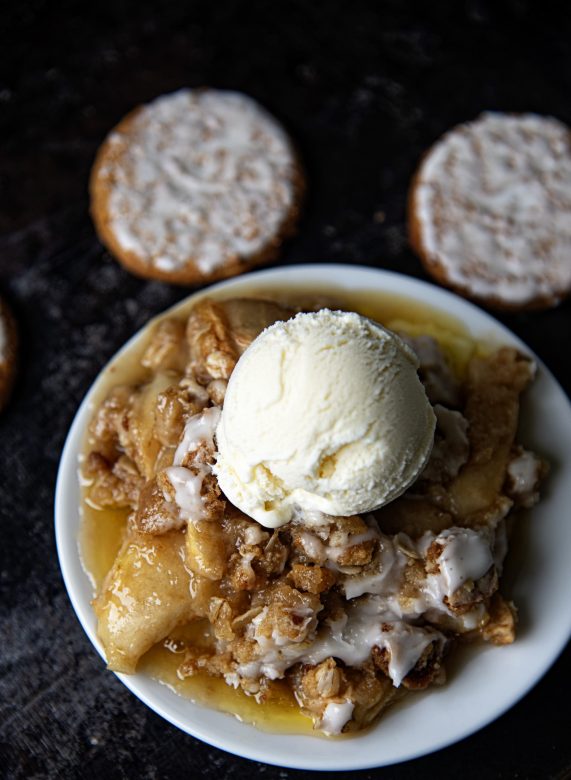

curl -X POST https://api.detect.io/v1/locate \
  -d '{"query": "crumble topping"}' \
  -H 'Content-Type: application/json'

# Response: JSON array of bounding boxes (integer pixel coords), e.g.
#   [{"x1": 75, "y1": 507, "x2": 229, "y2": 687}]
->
[{"x1": 83, "y1": 296, "x2": 545, "y2": 735}]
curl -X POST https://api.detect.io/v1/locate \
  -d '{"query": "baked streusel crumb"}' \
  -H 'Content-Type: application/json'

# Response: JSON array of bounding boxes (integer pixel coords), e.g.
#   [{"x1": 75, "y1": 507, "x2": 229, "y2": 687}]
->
[{"x1": 82, "y1": 295, "x2": 546, "y2": 735}]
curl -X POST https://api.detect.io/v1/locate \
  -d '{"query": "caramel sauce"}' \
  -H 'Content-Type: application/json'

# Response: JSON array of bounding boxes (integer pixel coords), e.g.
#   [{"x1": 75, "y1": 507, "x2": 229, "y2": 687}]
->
[
  {"x1": 80, "y1": 283, "x2": 475, "y2": 734},
  {"x1": 140, "y1": 623, "x2": 310, "y2": 734}
]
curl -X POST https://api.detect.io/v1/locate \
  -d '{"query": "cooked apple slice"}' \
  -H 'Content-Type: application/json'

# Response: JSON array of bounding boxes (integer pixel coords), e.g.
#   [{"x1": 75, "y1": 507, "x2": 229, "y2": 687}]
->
[
  {"x1": 94, "y1": 530, "x2": 196, "y2": 673},
  {"x1": 126, "y1": 371, "x2": 179, "y2": 479},
  {"x1": 186, "y1": 298, "x2": 293, "y2": 384},
  {"x1": 221, "y1": 298, "x2": 294, "y2": 353},
  {"x1": 446, "y1": 348, "x2": 534, "y2": 520}
]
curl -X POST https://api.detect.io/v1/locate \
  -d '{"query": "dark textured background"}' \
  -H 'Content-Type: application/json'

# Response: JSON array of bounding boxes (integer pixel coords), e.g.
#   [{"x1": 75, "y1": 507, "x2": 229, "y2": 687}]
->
[{"x1": 1, "y1": 1, "x2": 570, "y2": 778}]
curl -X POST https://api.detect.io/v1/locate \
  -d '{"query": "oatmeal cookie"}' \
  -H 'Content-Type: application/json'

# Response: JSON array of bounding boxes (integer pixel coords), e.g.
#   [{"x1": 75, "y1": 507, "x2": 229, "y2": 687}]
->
[
  {"x1": 0, "y1": 296, "x2": 17, "y2": 412},
  {"x1": 408, "y1": 112, "x2": 571, "y2": 310},
  {"x1": 90, "y1": 89, "x2": 305, "y2": 285}
]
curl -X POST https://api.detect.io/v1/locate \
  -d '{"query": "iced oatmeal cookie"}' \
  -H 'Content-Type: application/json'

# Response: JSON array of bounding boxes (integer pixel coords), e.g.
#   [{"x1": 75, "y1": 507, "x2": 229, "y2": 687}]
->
[
  {"x1": 408, "y1": 112, "x2": 571, "y2": 310},
  {"x1": 90, "y1": 89, "x2": 305, "y2": 285}
]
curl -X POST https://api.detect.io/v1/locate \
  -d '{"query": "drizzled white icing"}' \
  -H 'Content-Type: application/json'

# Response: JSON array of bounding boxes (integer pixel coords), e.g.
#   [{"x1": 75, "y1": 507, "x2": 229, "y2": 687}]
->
[
  {"x1": 173, "y1": 406, "x2": 221, "y2": 466},
  {"x1": 231, "y1": 523, "x2": 500, "y2": 691},
  {"x1": 507, "y1": 449, "x2": 542, "y2": 496},
  {"x1": 297, "y1": 531, "x2": 327, "y2": 562},
  {"x1": 164, "y1": 406, "x2": 221, "y2": 521},
  {"x1": 293, "y1": 508, "x2": 331, "y2": 528},
  {"x1": 341, "y1": 526, "x2": 495, "y2": 625},
  {"x1": 99, "y1": 89, "x2": 299, "y2": 274},
  {"x1": 435, "y1": 528, "x2": 494, "y2": 594},
  {"x1": 296, "y1": 527, "x2": 378, "y2": 566},
  {"x1": 251, "y1": 605, "x2": 317, "y2": 650},
  {"x1": 381, "y1": 621, "x2": 440, "y2": 685},
  {"x1": 327, "y1": 529, "x2": 379, "y2": 563},
  {"x1": 319, "y1": 700, "x2": 354, "y2": 736},
  {"x1": 297, "y1": 520, "x2": 497, "y2": 627},
  {"x1": 244, "y1": 524, "x2": 268, "y2": 546},
  {"x1": 505, "y1": 448, "x2": 544, "y2": 508},
  {"x1": 342, "y1": 536, "x2": 406, "y2": 599},
  {"x1": 415, "y1": 112, "x2": 571, "y2": 305},
  {"x1": 164, "y1": 466, "x2": 205, "y2": 521},
  {"x1": 237, "y1": 595, "x2": 445, "y2": 688}
]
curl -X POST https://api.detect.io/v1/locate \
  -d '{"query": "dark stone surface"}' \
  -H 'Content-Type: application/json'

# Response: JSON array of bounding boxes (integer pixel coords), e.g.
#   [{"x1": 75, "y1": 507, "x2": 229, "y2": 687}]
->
[{"x1": 1, "y1": 1, "x2": 570, "y2": 778}]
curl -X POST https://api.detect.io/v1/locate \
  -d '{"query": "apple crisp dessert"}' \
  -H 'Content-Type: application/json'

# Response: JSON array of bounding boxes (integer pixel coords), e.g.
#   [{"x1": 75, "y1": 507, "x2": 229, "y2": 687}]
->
[{"x1": 81, "y1": 293, "x2": 546, "y2": 735}]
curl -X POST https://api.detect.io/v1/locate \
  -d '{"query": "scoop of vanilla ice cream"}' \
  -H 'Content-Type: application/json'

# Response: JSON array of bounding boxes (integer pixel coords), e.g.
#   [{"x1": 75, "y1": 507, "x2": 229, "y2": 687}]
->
[{"x1": 214, "y1": 309, "x2": 436, "y2": 528}]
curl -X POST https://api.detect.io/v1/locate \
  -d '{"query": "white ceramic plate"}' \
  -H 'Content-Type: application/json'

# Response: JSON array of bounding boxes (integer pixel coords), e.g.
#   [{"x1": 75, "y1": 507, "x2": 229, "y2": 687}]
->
[{"x1": 55, "y1": 264, "x2": 571, "y2": 770}]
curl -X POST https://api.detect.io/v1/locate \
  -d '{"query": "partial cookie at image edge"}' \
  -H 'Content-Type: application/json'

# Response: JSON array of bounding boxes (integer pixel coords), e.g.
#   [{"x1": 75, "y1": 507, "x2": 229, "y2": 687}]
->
[
  {"x1": 0, "y1": 297, "x2": 18, "y2": 412},
  {"x1": 89, "y1": 90, "x2": 306, "y2": 286}
]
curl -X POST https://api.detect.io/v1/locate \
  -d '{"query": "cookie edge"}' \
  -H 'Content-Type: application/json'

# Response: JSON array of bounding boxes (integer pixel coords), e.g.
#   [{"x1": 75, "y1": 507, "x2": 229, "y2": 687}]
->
[
  {"x1": 89, "y1": 94, "x2": 306, "y2": 287},
  {"x1": 0, "y1": 298, "x2": 18, "y2": 412}
]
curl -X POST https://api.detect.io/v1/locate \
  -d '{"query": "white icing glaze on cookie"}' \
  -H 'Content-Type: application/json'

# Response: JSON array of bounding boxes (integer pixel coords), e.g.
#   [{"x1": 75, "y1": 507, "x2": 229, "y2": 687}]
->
[
  {"x1": 99, "y1": 89, "x2": 299, "y2": 275},
  {"x1": 415, "y1": 112, "x2": 571, "y2": 305}
]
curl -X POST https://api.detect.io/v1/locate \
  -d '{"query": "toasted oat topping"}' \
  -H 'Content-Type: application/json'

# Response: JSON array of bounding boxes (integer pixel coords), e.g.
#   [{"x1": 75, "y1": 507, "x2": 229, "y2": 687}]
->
[{"x1": 84, "y1": 297, "x2": 547, "y2": 734}]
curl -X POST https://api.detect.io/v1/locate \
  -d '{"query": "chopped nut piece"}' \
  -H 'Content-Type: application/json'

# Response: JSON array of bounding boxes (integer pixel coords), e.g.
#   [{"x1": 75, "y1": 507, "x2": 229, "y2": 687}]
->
[{"x1": 256, "y1": 531, "x2": 289, "y2": 578}]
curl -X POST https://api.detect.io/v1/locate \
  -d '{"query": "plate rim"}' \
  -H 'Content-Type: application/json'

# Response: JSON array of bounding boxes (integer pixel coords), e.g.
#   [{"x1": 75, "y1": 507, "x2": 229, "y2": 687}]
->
[{"x1": 54, "y1": 263, "x2": 571, "y2": 770}]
